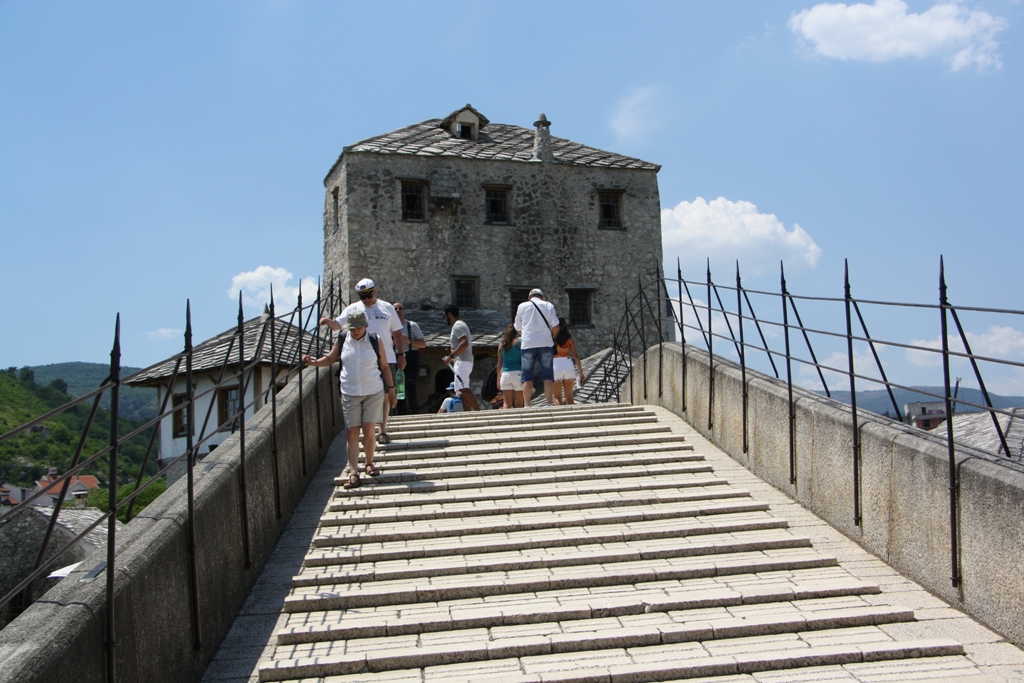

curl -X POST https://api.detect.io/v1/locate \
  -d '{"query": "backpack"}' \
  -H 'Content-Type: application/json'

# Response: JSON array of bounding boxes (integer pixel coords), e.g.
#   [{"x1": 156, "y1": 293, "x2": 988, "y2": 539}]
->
[{"x1": 481, "y1": 370, "x2": 499, "y2": 401}]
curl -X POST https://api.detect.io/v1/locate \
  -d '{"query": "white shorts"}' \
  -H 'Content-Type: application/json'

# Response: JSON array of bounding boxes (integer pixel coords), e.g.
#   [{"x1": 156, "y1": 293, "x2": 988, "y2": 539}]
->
[
  {"x1": 452, "y1": 358, "x2": 473, "y2": 391},
  {"x1": 553, "y1": 357, "x2": 576, "y2": 381},
  {"x1": 500, "y1": 371, "x2": 523, "y2": 391}
]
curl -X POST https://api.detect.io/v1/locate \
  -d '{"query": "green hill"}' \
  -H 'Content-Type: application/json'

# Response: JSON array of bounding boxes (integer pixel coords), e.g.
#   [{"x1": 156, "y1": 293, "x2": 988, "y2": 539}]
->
[
  {"x1": 0, "y1": 369, "x2": 158, "y2": 488},
  {"x1": 28, "y1": 362, "x2": 157, "y2": 421},
  {"x1": 819, "y1": 386, "x2": 1024, "y2": 419}
]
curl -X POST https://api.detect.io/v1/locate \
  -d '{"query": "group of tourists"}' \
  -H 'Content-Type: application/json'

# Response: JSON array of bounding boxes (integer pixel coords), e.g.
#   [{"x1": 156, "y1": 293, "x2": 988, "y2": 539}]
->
[
  {"x1": 495, "y1": 288, "x2": 585, "y2": 410},
  {"x1": 301, "y1": 280, "x2": 585, "y2": 488}
]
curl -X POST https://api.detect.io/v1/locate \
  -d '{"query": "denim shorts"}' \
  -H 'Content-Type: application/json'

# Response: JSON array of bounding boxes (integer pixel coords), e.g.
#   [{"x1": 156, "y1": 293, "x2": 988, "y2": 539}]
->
[{"x1": 520, "y1": 345, "x2": 554, "y2": 383}]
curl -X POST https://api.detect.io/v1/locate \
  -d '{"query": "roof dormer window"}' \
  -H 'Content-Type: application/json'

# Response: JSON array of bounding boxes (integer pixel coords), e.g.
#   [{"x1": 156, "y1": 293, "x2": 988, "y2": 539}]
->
[
  {"x1": 440, "y1": 104, "x2": 489, "y2": 141},
  {"x1": 458, "y1": 122, "x2": 474, "y2": 140}
]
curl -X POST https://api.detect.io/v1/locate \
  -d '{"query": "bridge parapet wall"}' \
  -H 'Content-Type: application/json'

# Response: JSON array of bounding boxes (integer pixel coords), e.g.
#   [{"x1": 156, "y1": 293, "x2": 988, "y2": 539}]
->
[
  {"x1": 0, "y1": 366, "x2": 341, "y2": 683},
  {"x1": 629, "y1": 342, "x2": 1024, "y2": 648}
]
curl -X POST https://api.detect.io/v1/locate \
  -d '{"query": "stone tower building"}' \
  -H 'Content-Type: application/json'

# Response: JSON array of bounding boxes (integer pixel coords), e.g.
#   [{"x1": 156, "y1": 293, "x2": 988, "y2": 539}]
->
[{"x1": 322, "y1": 104, "x2": 663, "y2": 357}]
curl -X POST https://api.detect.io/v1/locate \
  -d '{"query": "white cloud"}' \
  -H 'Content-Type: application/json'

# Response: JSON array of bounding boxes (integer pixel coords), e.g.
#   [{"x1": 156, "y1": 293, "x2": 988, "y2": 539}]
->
[
  {"x1": 146, "y1": 328, "x2": 182, "y2": 340},
  {"x1": 789, "y1": 0, "x2": 1007, "y2": 72},
  {"x1": 662, "y1": 197, "x2": 822, "y2": 279},
  {"x1": 228, "y1": 266, "x2": 319, "y2": 315},
  {"x1": 609, "y1": 86, "x2": 666, "y2": 147},
  {"x1": 797, "y1": 346, "x2": 885, "y2": 392},
  {"x1": 907, "y1": 325, "x2": 1024, "y2": 369}
]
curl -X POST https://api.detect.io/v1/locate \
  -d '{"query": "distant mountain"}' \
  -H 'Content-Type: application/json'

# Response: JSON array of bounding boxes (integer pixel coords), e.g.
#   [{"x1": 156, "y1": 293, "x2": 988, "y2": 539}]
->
[
  {"x1": 27, "y1": 362, "x2": 157, "y2": 421},
  {"x1": 818, "y1": 386, "x2": 1024, "y2": 419}
]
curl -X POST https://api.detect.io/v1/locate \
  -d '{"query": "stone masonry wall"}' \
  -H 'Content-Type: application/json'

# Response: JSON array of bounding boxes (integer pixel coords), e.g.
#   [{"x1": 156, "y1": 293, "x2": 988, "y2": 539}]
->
[{"x1": 323, "y1": 153, "x2": 663, "y2": 357}]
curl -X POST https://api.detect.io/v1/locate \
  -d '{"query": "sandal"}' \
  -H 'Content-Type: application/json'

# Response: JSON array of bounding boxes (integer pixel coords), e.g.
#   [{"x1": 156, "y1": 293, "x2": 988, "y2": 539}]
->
[
  {"x1": 364, "y1": 463, "x2": 381, "y2": 477},
  {"x1": 376, "y1": 432, "x2": 392, "y2": 445},
  {"x1": 342, "y1": 473, "x2": 361, "y2": 489}
]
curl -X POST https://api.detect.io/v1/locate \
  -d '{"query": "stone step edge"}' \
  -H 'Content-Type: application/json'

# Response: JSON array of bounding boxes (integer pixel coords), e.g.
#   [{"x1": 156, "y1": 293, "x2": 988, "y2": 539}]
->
[
  {"x1": 293, "y1": 533, "x2": 813, "y2": 587},
  {"x1": 259, "y1": 634, "x2": 957, "y2": 683},
  {"x1": 312, "y1": 499, "x2": 768, "y2": 547},
  {"x1": 335, "y1": 451, "x2": 703, "y2": 486},
  {"x1": 304, "y1": 516, "x2": 791, "y2": 567},
  {"x1": 364, "y1": 438, "x2": 696, "y2": 463},
  {"x1": 385, "y1": 414, "x2": 661, "y2": 441},
  {"x1": 279, "y1": 578, "x2": 884, "y2": 642},
  {"x1": 327, "y1": 474, "x2": 731, "y2": 511},
  {"x1": 283, "y1": 552, "x2": 839, "y2": 612},
  {"x1": 319, "y1": 485, "x2": 749, "y2": 527},
  {"x1": 388, "y1": 404, "x2": 647, "y2": 429},
  {"x1": 375, "y1": 429, "x2": 686, "y2": 458},
  {"x1": 328, "y1": 463, "x2": 718, "y2": 500}
]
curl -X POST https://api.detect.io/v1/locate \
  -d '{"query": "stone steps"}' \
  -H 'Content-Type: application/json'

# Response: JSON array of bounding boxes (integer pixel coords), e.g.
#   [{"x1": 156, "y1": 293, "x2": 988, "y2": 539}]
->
[{"x1": 255, "y1": 404, "x2": 981, "y2": 683}]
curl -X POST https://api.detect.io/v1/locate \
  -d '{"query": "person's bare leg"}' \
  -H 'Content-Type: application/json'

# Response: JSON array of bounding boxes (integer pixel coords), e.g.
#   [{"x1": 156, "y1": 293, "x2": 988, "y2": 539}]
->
[
  {"x1": 346, "y1": 427, "x2": 361, "y2": 477},
  {"x1": 502, "y1": 389, "x2": 515, "y2": 409},
  {"x1": 460, "y1": 388, "x2": 480, "y2": 411},
  {"x1": 362, "y1": 422, "x2": 376, "y2": 468},
  {"x1": 522, "y1": 380, "x2": 534, "y2": 406},
  {"x1": 380, "y1": 394, "x2": 391, "y2": 436},
  {"x1": 515, "y1": 389, "x2": 525, "y2": 407},
  {"x1": 563, "y1": 380, "x2": 575, "y2": 405},
  {"x1": 543, "y1": 380, "x2": 556, "y2": 405}
]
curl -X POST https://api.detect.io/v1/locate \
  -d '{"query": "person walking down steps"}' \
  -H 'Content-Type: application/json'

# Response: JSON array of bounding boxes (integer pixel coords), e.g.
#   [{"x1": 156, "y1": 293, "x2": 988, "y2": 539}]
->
[{"x1": 303, "y1": 309, "x2": 396, "y2": 489}]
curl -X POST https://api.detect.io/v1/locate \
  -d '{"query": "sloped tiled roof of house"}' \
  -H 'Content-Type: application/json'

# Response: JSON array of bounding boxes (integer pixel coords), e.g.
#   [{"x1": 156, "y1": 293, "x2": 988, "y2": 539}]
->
[
  {"x1": 327, "y1": 111, "x2": 659, "y2": 181},
  {"x1": 951, "y1": 407, "x2": 1024, "y2": 460},
  {"x1": 402, "y1": 309, "x2": 510, "y2": 350},
  {"x1": 35, "y1": 475, "x2": 100, "y2": 496},
  {"x1": 126, "y1": 314, "x2": 312, "y2": 386}
]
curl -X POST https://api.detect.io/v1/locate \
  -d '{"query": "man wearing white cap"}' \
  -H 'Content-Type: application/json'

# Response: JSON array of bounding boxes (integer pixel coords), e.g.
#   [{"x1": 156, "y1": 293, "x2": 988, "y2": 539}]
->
[
  {"x1": 319, "y1": 277, "x2": 405, "y2": 443},
  {"x1": 514, "y1": 288, "x2": 559, "y2": 406}
]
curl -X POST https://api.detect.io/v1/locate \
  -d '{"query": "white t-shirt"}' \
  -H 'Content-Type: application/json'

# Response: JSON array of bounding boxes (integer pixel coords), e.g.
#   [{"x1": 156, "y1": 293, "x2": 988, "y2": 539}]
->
[
  {"x1": 514, "y1": 298, "x2": 558, "y2": 350},
  {"x1": 338, "y1": 333, "x2": 384, "y2": 397},
  {"x1": 337, "y1": 300, "x2": 402, "y2": 363}
]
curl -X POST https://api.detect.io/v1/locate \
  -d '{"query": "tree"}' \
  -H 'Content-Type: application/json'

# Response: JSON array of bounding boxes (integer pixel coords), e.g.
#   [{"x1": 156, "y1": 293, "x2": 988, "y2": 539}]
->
[
  {"x1": 49, "y1": 378, "x2": 68, "y2": 394},
  {"x1": 18, "y1": 367, "x2": 35, "y2": 384}
]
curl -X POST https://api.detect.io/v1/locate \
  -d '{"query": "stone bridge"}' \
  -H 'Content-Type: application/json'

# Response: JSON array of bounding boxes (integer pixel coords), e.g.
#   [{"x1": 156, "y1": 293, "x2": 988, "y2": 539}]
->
[{"x1": 2, "y1": 344, "x2": 1023, "y2": 682}]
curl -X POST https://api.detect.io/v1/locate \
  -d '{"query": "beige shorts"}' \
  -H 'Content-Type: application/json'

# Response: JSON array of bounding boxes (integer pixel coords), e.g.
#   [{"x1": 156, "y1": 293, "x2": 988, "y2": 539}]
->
[{"x1": 342, "y1": 389, "x2": 385, "y2": 427}]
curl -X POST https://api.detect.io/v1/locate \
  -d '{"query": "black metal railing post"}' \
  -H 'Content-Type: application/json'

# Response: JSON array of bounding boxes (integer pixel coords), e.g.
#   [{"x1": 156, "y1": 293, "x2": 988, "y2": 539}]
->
[
  {"x1": 737, "y1": 263, "x2": 748, "y2": 454},
  {"x1": 236, "y1": 294, "x2": 252, "y2": 570},
  {"x1": 638, "y1": 275, "x2": 648, "y2": 401},
  {"x1": 105, "y1": 315, "x2": 121, "y2": 683},
  {"x1": 939, "y1": 258, "x2": 961, "y2": 588},
  {"x1": 268, "y1": 288, "x2": 282, "y2": 520},
  {"x1": 656, "y1": 265, "x2": 664, "y2": 400},
  {"x1": 184, "y1": 302, "x2": 202, "y2": 649},
  {"x1": 297, "y1": 290, "x2": 308, "y2": 477},
  {"x1": 677, "y1": 259, "x2": 686, "y2": 413},
  {"x1": 845, "y1": 262, "x2": 862, "y2": 526},
  {"x1": 782, "y1": 263, "x2": 796, "y2": 484},
  {"x1": 314, "y1": 283, "x2": 323, "y2": 451},
  {"x1": 707, "y1": 260, "x2": 714, "y2": 430}
]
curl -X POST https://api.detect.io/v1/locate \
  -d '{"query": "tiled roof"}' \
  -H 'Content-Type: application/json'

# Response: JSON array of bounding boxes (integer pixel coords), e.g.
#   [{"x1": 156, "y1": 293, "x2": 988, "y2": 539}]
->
[
  {"x1": 35, "y1": 475, "x2": 100, "y2": 496},
  {"x1": 328, "y1": 114, "x2": 659, "y2": 180},
  {"x1": 951, "y1": 407, "x2": 1024, "y2": 460},
  {"x1": 127, "y1": 315, "x2": 310, "y2": 386},
  {"x1": 400, "y1": 309, "x2": 510, "y2": 350}
]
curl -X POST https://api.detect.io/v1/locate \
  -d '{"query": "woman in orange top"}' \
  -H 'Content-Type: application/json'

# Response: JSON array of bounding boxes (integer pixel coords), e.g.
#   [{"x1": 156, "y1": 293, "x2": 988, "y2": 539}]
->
[{"x1": 552, "y1": 317, "x2": 585, "y2": 405}]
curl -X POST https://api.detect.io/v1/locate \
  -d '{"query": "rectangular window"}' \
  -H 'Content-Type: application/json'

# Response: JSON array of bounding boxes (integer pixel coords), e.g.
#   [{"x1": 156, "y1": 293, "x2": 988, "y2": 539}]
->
[
  {"x1": 485, "y1": 187, "x2": 510, "y2": 224},
  {"x1": 598, "y1": 191, "x2": 623, "y2": 229},
  {"x1": 218, "y1": 385, "x2": 242, "y2": 432},
  {"x1": 401, "y1": 181, "x2": 426, "y2": 221},
  {"x1": 509, "y1": 288, "x2": 531, "y2": 320},
  {"x1": 454, "y1": 277, "x2": 478, "y2": 310},
  {"x1": 172, "y1": 394, "x2": 189, "y2": 438},
  {"x1": 567, "y1": 290, "x2": 593, "y2": 327},
  {"x1": 458, "y1": 123, "x2": 474, "y2": 139},
  {"x1": 331, "y1": 187, "x2": 340, "y2": 232}
]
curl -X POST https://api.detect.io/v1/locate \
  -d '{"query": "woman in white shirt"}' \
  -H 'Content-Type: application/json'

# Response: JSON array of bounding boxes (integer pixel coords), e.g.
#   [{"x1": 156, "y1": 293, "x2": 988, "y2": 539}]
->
[{"x1": 303, "y1": 310, "x2": 396, "y2": 489}]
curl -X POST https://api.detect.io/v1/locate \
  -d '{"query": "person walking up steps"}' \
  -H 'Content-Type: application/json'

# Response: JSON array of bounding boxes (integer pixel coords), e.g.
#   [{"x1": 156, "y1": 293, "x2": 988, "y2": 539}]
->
[
  {"x1": 442, "y1": 304, "x2": 480, "y2": 411},
  {"x1": 552, "y1": 317, "x2": 585, "y2": 405},
  {"x1": 496, "y1": 324, "x2": 525, "y2": 409},
  {"x1": 514, "y1": 288, "x2": 559, "y2": 406},
  {"x1": 303, "y1": 310, "x2": 396, "y2": 489}
]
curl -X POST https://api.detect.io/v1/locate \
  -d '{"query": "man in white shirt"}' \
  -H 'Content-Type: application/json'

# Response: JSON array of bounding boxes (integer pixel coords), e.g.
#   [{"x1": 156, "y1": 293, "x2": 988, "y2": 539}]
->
[
  {"x1": 319, "y1": 278, "x2": 406, "y2": 443},
  {"x1": 514, "y1": 288, "x2": 560, "y2": 406}
]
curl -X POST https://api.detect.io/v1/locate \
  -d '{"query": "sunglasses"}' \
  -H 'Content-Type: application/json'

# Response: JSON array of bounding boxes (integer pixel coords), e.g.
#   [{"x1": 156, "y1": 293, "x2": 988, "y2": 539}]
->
[
  {"x1": 358, "y1": 290, "x2": 374, "y2": 299},
  {"x1": 394, "y1": 306, "x2": 404, "y2": 311}
]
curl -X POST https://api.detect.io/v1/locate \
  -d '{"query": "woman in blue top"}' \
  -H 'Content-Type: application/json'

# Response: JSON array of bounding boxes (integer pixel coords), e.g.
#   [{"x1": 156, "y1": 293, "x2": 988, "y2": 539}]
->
[{"x1": 496, "y1": 324, "x2": 524, "y2": 409}]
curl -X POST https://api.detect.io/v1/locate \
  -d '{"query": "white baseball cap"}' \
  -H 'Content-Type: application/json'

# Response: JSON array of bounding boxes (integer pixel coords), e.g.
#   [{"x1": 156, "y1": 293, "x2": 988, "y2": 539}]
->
[{"x1": 355, "y1": 278, "x2": 376, "y2": 293}]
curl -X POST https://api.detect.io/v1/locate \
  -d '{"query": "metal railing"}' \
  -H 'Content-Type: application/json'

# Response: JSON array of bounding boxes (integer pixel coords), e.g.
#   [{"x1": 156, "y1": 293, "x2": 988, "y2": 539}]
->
[
  {"x1": 589, "y1": 257, "x2": 1024, "y2": 591},
  {"x1": 0, "y1": 277, "x2": 351, "y2": 681}
]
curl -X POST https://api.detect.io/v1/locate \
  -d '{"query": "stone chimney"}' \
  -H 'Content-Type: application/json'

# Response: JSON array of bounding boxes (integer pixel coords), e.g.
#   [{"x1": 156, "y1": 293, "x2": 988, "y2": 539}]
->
[{"x1": 531, "y1": 113, "x2": 553, "y2": 163}]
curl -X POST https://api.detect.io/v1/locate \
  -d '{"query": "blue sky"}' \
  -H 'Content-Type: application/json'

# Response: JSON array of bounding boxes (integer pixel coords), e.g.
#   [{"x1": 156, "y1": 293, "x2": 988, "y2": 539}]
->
[{"x1": 2, "y1": 1, "x2": 1022, "y2": 393}]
